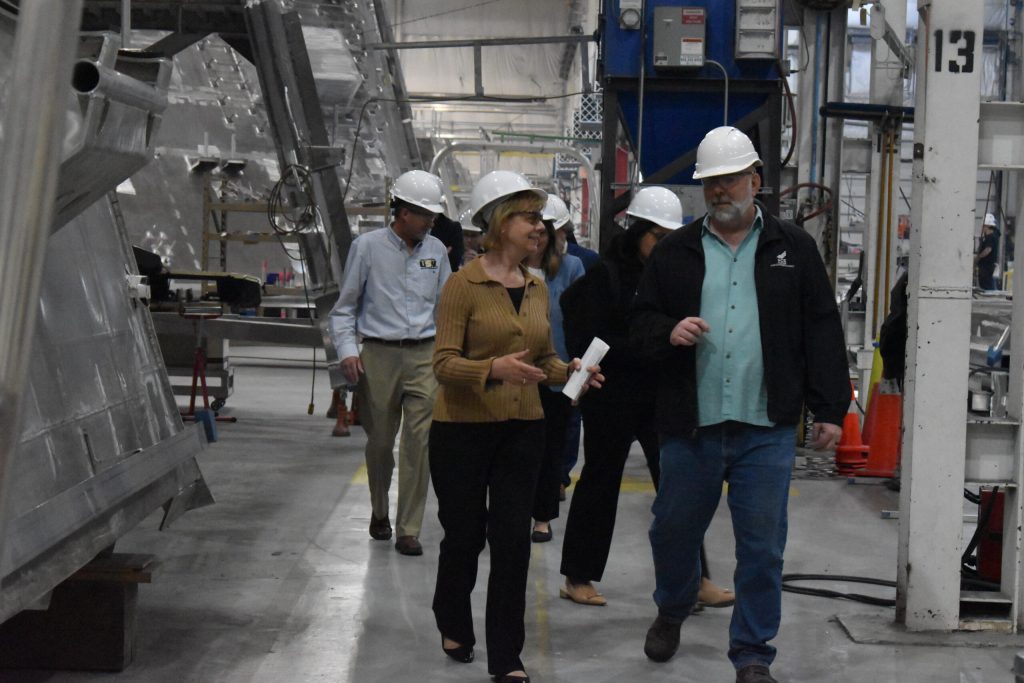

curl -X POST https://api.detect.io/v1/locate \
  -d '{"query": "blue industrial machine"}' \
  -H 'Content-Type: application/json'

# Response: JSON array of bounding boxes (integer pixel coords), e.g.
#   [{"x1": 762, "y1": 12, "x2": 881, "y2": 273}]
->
[{"x1": 598, "y1": 0, "x2": 785, "y2": 247}]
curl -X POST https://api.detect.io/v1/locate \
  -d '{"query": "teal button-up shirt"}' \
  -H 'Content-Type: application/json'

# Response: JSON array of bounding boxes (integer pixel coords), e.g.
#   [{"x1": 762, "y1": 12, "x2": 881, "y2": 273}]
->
[{"x1": 696, "y1": 208, "x2": 773, "y2": 427}]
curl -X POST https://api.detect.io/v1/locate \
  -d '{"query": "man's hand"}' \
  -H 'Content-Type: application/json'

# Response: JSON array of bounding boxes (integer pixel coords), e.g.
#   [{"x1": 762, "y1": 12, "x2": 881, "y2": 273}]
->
[
  {"x1": 808, "y1": 422, "x2": 842, "y2": 451},
  {"x1": 669, "y1": 317, "x2": 710, "y2": 346},
  {"x1": 341, "y1": 356, "x2": 364, "y2": 386},
  {"x1": 490, "y1": 350, "x2": 547, "y2": 385}
]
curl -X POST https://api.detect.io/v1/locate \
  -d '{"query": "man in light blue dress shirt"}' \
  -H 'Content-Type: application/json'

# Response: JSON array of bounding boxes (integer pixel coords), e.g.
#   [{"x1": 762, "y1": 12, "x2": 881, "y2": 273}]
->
[{"x1": 329, "y1": 170, "x2": 452, "y2": 556}]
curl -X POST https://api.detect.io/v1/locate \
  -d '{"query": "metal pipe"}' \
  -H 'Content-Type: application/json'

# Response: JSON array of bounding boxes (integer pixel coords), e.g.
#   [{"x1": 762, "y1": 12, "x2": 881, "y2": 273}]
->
[
  {"x1": 122, "y1": 0, "x2": 131, "y2": 49},
  {"x1": 72, "y1": 60, "x2": 169, "y2": 113},
  {"x1": 883, "y1": 132, "x2": 896, "y2": 318},
  {"x1": 429, "y1": 140, "x2": 600, "y2": 244},
  {"x1": 633, "y1": 0, "x2": 648, "y2": 187},
  {"x1": 366, "y1": 34, "x2": 595, "y2": 50},
  {"x1": 871, "y1": 130, "x2": 889, "y2": 337},
  {"x1": 0, "y1": 0, "x2": 84, "y2": 566},
  {"x1": 705, "y1": 59, "x2": 730, "y2": 126}
]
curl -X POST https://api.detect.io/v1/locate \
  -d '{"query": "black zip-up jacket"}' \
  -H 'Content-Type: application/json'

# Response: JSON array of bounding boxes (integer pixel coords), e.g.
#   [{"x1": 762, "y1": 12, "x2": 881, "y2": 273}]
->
[{"x1": 629, "y1": 209, "x2": 849, "y2": 436}]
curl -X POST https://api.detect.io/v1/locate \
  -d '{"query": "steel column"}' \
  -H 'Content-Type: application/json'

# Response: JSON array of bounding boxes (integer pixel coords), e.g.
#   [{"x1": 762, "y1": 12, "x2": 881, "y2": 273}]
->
[
  {"x1": 898, "y1": 0, "x2": 984, "y2": 631},
  {"x1": 244, "y1": 1, "x2": 351, "y2": 285},
  {"x1": 0, "y1": 0, "x2": 83, "y2": 563}
]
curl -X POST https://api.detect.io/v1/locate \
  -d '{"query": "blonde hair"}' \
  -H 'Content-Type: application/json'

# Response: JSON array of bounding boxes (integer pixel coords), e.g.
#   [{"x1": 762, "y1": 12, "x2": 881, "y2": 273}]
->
[
  {"x1": 481, "y1": 191, "x2": 546, "y2": 253},
  {"x1": 538, "y1": 221, "x2": 562, "y2": 278}
]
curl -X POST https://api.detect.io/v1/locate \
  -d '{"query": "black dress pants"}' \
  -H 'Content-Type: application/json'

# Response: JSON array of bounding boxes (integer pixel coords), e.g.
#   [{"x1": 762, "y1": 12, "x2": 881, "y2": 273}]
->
[
  {"x1": 430, "y1": 419, "x2": 544, "y2": 677},
  {"x1": 533, "y1": 388, "x2": 573, "y2": 523},
  {"x1": 560, "y1": 393, "x2": 659, "y2": 581}
]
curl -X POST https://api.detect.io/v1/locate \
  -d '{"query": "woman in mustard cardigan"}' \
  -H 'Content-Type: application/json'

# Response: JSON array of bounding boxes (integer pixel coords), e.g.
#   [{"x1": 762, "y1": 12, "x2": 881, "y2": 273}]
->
[{"x1": 430, "y1": 171, "x2": 602, "y2": 683}]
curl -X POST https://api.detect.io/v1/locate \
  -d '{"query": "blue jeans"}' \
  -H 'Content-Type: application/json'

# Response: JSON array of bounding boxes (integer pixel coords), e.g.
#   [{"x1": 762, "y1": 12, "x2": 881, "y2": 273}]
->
[{"x1": 649, "y1": 422, "x2": 795, "y2": 669}]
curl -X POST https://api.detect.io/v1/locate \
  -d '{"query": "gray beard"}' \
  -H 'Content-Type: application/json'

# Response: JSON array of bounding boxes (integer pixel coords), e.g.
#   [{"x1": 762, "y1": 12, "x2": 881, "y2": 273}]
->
[{"x1": 706, "y1": 195, "x2": 753, "y2": 225}]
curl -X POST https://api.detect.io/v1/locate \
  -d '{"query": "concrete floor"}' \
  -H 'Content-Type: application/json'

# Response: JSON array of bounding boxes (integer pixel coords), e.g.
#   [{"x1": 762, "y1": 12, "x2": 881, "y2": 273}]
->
[{"x1": 8, "y1": 359, "x2": 1022, "y2": 682}]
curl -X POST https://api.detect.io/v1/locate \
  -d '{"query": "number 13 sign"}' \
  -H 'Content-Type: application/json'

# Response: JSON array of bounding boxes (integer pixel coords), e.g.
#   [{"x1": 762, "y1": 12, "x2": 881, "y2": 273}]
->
[{"x1": 933, "y1": 29, "x2": 975, "y2": 74}]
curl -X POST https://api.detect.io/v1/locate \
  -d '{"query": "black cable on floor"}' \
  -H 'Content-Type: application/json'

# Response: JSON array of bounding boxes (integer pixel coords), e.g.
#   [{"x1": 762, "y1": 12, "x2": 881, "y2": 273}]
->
[{"x1": 781, "y1": 574, "x2": 896, "y2": 607}]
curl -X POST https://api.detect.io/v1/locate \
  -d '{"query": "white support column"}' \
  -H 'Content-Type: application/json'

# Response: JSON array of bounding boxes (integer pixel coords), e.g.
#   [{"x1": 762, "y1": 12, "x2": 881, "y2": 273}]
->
[{"x1": 897, "y1": 0, "x2": 984, "y2": 630}]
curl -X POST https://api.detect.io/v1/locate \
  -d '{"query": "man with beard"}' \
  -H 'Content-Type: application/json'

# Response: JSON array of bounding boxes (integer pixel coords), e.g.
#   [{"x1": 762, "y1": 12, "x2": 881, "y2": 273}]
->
[
  {"x1": 630, "y1": 127, "x2": 848, "y2": 683},
  {"x1": 329, "y1": 169, "x2": 452, "y2": 557}
]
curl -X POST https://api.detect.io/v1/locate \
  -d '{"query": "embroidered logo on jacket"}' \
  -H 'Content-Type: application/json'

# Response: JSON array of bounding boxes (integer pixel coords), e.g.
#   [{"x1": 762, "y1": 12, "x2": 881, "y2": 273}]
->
[{"x1": 770, "y1": 250, "x2": 794, "y2": 268}]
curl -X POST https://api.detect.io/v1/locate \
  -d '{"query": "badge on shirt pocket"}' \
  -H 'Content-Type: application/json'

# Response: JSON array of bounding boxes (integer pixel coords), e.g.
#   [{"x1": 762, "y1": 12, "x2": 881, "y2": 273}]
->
[{"x1": 419, "y1": 258, "x2": 438, "y2": 269}]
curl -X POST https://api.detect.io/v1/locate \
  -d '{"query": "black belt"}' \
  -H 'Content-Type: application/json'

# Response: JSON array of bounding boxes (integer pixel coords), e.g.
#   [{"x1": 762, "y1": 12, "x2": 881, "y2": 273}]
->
[{"x1": 363, "y1": 336, "x2": 435, "y2": 347}]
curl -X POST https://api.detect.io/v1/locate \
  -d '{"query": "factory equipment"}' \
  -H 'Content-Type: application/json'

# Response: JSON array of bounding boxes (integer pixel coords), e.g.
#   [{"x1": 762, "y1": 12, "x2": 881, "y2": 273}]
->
[
  {"x1": 0, "y1": 17, "x2": 211, "y2": 666},
  {"x1": 598, "y1": 0, "x2": 785, "y2": 249}
]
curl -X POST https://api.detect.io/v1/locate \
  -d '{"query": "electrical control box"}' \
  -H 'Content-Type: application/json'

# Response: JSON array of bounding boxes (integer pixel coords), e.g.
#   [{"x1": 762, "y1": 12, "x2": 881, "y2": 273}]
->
[
  {"x1": 735, "y1": 0, "x2": 780, "y2": 60},
  {"x1": 652, "y1": 6, "x2": 706, "y2": 69}
]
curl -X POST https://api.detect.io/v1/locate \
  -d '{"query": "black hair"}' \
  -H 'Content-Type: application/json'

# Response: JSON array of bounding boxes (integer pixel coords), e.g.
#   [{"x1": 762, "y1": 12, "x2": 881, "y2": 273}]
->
[
  {"x1": 605, "y1": 217, "x2": 659, "y2": 269},
  {"x1": 391, "y1": 198, "x2": 417, "y2": 219}
]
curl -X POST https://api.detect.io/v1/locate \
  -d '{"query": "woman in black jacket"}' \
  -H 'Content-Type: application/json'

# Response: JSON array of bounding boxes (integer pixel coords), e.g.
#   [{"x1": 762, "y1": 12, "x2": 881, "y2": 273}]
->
[{"x1": 558, "y1": 190, "x2": 733, "y2": 609}]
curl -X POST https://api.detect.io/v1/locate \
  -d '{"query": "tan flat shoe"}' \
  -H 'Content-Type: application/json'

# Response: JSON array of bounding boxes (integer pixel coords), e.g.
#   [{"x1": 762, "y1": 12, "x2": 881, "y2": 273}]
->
[
  {"x1": 697, "y1": 577, "x2": 735, "y2": 608},
  {"x1": 559, "y1": 579, "x2": 607, "y2": 606}
]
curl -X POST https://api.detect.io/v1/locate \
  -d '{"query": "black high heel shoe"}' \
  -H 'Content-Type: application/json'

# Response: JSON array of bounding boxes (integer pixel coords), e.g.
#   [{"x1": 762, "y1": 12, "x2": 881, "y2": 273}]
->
[
  {"x1": 441, "y1": 638, "x2": 474, "y2": 663},
  {"x1": 492, "y1": 674, "x2": 530, "y2": 683}
]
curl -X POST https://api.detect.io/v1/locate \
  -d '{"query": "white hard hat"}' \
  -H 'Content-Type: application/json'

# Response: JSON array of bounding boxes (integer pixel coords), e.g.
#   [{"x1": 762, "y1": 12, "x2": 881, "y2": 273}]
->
[
  {"x1": 459, "y1": 207, "x2": 482, "y2": 233},
  {"x1": 984, "y1": 212, "x2": 998, "y2": 227},
  {"x1": 469, "y1": 170, "x2": 547, "y2": 229},
  {"x1": 391, "y1": 170, "x2": 444, "y2": 213},
  {"x1": 542, "y1": 195, "x2": 571, "y2": 229},
  {"x1": 626, "y1": 186, "x2": 683, "y2": 230},
  {"x1": 692, "y1": 126, "x2": 763, "y2": 180}
]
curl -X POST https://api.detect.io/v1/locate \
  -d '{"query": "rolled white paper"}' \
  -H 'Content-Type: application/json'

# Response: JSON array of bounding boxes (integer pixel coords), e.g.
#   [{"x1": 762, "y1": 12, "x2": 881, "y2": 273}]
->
[{"x1": 562, "y1": 337, "x2": 610, "y2": 401}]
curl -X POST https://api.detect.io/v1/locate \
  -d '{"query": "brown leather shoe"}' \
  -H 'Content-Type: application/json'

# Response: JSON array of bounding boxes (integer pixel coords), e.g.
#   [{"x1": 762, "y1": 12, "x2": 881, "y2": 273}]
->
[
  {"x1": 369, "y1": 514, "x2": 392, "y2": 541},
  {"x1": 395, "y1": 535, "x2": 423, "y2": 556},
  {"x1": 697, "y1": 577, "x2": 735, "y2": 608},
  {"x1": 559, "y1": 579, "x2": 607, "y2": 606}
]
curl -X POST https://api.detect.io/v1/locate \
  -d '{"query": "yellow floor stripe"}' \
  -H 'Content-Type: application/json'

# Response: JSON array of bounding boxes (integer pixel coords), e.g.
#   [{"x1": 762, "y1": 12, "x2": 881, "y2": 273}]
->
[
  {"x1": 530, "y1": 546, "x2": 550, "y2": 659},
  {"x1": 354, "y1": 461, "x2": 798, "y2": 495},
  {"x1": 568, "y1": 475, "x2": 798, "y2": 497}
]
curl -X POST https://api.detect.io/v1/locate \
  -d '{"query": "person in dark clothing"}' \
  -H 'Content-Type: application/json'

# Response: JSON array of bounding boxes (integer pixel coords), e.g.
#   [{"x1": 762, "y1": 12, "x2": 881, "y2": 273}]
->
[
  {"x1": 554, "y1": 218, "x2": 598, "y2": 493},
  {"x1": 878, "y1": 270, "x2": 908, "y2": 388},
  {"x1": 432, "y1": 212, "x2": 465, "y2": 272},
  {"x1": 975, "y1": 212, "x2": 1000, "y2": 290},
  {"x1": 558, "y1": 186, "x2": 734, "y2": 611}
]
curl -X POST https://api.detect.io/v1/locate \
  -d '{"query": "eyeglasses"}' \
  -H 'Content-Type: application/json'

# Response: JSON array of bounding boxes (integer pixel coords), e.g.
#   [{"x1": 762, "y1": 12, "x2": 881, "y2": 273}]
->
[
  {"x1": 701, "y1": 172, "x2": 753, "y2": 190},
  {"x1": 511, "y1": 211, "x2": 544, "y2": 225}
]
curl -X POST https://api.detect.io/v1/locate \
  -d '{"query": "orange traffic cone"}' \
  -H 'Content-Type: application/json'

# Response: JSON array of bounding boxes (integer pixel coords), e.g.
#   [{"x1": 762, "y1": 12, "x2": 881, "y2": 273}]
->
[
  {"x1": 860, "y1": 382, "x2": 902, "y2": 477},
  {"x1": 835, "y1": 383, "x2": 869, "y2": 475}
]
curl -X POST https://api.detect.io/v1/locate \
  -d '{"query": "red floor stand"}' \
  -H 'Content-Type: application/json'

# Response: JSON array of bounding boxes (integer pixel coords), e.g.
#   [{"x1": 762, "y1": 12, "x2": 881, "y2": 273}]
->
[{"x1": 179, "y1": 311, "x2": 236, "y2": 425}]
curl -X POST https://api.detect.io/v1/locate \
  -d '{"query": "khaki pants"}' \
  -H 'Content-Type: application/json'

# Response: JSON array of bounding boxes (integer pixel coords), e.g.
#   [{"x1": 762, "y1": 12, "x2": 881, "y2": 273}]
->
[{"x1": 356, "y1": 341, "x2": 437, "y2": 537}]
